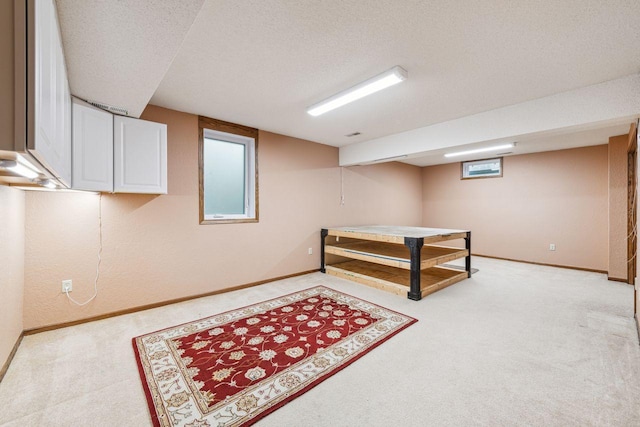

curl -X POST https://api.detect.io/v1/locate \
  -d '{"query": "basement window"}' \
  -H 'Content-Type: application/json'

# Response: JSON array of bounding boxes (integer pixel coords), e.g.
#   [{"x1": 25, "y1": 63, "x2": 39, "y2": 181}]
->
[
  {"x1": 199, "y1": 116, "x2": 258, "y2": 224},
  {"x1": 461, "y1": 157, "x2": 503, "y2": 179}
]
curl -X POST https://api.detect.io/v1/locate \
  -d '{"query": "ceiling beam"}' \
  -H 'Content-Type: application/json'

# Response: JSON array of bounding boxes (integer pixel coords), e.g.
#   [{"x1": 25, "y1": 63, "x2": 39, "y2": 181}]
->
[{"x1": 339, "y1": 73, "x2": 640, "y2": 166}]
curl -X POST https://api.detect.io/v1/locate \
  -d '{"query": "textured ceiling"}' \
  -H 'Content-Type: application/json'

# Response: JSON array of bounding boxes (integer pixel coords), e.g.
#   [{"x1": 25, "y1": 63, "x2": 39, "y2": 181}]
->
[
  {"x1": 56, "y1": 0, "x2": 205, "y2": 118},
  {"x1": 56, "y1": 0, "x2": 640, "y2": 163}
]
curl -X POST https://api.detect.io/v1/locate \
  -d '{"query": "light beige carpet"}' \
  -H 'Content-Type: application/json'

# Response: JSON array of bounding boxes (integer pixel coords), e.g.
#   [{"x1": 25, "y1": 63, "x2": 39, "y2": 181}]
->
[{"x1": 1, "y1": 256, "x2": 639, "y2": 426}]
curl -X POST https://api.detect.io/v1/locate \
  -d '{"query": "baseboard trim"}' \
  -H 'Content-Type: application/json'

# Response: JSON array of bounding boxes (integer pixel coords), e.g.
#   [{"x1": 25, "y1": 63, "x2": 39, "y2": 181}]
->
[
  {"x1": 0, "y1": 332, "x2": 24, "y2": 383},
  {"x1": 24, "y1": 269, "x2": 319, "y2": 336},
  {"x1": 607, "y1": 276, "x2": 630, "y2": 283},
  {"x1": 474, "y1": 254, "x2": 607, "y2": 274}
]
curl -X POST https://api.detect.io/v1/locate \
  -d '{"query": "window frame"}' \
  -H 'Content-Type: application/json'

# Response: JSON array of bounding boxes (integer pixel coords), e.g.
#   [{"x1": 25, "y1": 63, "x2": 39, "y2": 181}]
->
[
  {"x1": 460, "y1": 157, "x2": 503, "y2": 180},
  {"x1": 198, "y1": 116, "x2": 259, "y2": 224}
]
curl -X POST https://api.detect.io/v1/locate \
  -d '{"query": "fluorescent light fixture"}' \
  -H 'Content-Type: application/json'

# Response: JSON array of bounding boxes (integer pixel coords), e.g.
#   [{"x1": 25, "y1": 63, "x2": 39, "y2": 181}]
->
[
  {"x1": 0, "y1": 157, "x2": 40, "y2": 179},
  {"x1": 10, "y1": 186, "x2": 58, "y2": 192},
  {"x1": 444, "y1": 143, "x2": 514, "y2": 158},
  {"x1": 37, "y1": 179, "x2": 57, "y2": 189},
  {"x1": 307, "y1": 66, "x2": 408, "y2": 116},
  {"x1": 11, "y1": 185, "x2": 97, "y2": 194}
]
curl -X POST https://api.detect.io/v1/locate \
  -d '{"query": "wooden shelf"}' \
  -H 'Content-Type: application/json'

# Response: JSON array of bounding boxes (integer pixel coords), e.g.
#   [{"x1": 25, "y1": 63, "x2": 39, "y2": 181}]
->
[
  {"x1": 325, "y1": 260, "x2": 468, "y2": 298},
  {"x1": 325, "y1": 241, "x2": 468, "y2": 270},
  {"x1": 326, "y1": 226, "x2": 468, "y2": 245},
  {"x1": 321, "y1": 226, "x2": 471, "y2": 300}
]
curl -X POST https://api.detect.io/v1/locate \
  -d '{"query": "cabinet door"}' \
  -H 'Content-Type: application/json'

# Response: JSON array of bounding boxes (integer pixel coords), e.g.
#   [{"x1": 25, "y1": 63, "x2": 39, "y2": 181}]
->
[
  {"x1": 55, "y1": 31, "x2": 72, "y2": 186},
  {"x1": 32, "y1": 0, "x2": 72, "y2": 186},
  {"x1": 72, "y1": 99, "x2": 113, "y2": 192},
  {"x1": 114, "y1": 116, "x2": 167, "y2": 194},
  {"x1": 33, "y1": 0, "x2": 56, "y2": 169}
]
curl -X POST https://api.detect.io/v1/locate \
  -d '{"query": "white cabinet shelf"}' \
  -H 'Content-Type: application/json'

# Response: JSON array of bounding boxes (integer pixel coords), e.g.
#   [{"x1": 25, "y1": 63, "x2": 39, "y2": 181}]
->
[
  {"x1": 72, "y1": 100, "x2": 168, "y2": 194},
  {"x1": 8, "y1": 1, "x2": 168, "y2": 193}
]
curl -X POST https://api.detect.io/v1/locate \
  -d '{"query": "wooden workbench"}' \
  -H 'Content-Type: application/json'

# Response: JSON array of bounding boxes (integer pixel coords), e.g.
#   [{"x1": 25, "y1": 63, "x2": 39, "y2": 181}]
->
[{"x1": 321, "y1": 226, "x2": 471, "y2": 300}]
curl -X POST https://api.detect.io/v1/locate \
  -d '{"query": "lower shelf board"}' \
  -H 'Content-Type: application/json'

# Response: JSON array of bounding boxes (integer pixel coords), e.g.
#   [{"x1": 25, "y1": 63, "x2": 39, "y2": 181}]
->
[
  {"x1": 325, "y1": 241, "x2": 468, "y2": 270},
  {"x1": 325, "y1": 260, "x2": 468, "y2": 298}
]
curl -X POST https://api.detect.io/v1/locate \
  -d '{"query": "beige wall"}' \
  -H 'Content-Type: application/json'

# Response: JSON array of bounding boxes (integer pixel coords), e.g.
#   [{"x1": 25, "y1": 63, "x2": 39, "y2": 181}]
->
[
  {"x1": 608, "y1": 135, "x2": 629, "y2": 281},
  {"x1": 23, "y1": 105, "x2": 423, "y2": 330},
  {"x1": 0, "y1": 186, "x2": 25, "y2": 371},
  {"x1": 422, "y1": 145, "x2": 609, "y2": 271}
]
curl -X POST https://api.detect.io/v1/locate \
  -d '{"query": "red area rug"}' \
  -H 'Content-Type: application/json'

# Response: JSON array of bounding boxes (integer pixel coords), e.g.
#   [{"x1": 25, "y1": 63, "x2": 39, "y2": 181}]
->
[{"x1": 133, "y1": 286, "x2": 417, "y2": 426}]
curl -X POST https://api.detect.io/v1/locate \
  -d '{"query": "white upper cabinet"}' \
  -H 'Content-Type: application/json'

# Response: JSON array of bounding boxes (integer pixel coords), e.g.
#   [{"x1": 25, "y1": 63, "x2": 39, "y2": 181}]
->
[
  {"x1": 72, "y1": 99, "x2": 113, "y2": 192},
  {"x1": 32, "y1": 0, "x2": 72, "y2": 187},
  {"x1": 114, "y1": 116, "x2": 167, "y2": 194},
  {"x1": 72, "y1": 101, "x2": 169, "y2": 195}
]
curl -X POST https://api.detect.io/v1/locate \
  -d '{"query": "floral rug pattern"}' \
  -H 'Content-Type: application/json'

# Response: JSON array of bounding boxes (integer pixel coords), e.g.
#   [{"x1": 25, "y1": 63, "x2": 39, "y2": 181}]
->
[{"x1": 133, "y1": 286, "x2": 416, "y2": 426}]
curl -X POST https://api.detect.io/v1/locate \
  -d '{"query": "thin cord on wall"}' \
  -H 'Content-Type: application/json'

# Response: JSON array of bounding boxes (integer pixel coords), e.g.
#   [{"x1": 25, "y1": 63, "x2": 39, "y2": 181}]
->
[{"x1": 65, "y1": 193, "x2": 102, "y2": 306}]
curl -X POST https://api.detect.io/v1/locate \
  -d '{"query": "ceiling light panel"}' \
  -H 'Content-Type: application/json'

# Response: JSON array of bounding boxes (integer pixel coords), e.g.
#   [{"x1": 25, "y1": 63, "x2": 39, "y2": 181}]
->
[
  {"x1": 307, "y1": 66, "x2": 408, "y2": 117},
  {"x1": 444, "y1": 143, "x2": 515, "y2": 158}
]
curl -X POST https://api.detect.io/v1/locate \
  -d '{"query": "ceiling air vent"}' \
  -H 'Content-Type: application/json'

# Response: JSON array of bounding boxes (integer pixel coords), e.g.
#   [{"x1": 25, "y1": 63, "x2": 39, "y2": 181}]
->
[
  {"x1": 86, "y1": 100, "x2": 129, "y2": 116},
  {"x1": 345, "y1": 132, "x2": 361, "y2": 137}
]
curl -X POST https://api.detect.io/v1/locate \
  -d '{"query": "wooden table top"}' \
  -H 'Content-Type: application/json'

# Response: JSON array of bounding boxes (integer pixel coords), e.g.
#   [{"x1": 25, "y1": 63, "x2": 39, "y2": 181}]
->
[{"x1": 325, "y1": 225, "x2": 469, "y2": 239}]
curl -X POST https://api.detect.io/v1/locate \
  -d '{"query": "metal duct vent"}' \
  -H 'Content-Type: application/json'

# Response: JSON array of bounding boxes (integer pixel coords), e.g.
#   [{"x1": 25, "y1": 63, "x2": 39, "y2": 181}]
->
[{"x1": 86, "y1": 100, "x2": 129, "y2": 116}]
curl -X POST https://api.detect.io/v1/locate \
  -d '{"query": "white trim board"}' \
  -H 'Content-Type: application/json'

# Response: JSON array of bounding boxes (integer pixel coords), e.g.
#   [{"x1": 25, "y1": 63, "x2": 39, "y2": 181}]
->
[{"x1": 340, "y1": 73, "x2": 640, "y2": 166}]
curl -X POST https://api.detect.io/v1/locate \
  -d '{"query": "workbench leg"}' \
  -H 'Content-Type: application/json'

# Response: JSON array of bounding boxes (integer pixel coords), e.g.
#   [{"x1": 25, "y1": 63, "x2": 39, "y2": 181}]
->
[
  {"x1": 405, "y1": 237, "x2": 424, "y2": 300},
  {"x1": 320, "y1": 228, "x2": 328, "y2": 273},
  {"x1": 465, "y1": 231, "x2": 472, "y2": 278}
]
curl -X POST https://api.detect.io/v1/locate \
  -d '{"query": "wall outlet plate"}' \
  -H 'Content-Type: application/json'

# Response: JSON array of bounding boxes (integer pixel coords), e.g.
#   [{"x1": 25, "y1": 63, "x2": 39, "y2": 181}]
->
[{"x1": 62, "y1": 279, "x2": 72, "y2": 293}]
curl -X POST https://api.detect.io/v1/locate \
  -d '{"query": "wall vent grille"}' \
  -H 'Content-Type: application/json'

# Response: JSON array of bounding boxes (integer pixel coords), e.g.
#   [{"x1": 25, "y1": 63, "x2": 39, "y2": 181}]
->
[{"x1": 86, "y1": 100, "x2": 129, "y2": 116}]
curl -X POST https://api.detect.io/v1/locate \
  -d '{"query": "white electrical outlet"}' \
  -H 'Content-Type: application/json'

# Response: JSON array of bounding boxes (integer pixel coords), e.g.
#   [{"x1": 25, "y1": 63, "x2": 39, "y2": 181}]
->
[
  {"x1": 308, "y1": 248, "x2": 313, "y2": 255},
  {"x1": 549, "y1": 244, "x2": 556, "y2": 251},
  {"x1": 62, "y1": 279, "x2": 72, "y2": 293}
]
